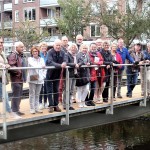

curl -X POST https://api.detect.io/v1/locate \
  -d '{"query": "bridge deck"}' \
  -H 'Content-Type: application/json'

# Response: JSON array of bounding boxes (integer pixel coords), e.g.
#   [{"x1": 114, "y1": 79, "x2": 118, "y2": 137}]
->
[{"x1": 0, "y1": 84, "x2": 147, "y2": 129}]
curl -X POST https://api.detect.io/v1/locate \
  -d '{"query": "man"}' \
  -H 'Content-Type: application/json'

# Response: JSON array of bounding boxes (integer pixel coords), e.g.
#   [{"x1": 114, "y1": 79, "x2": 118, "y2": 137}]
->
[
  {"x1": 7, "y1": 41, "x2": 26, "y2": 117},
  {"x1": 116, "y1": 38, "x2": 134, "y2": 98},
  {"x1": 126, "y1": 43, "x2": 144, "y2": 97},
  {"x1": 61, "y1": 36, "x2": 69, "y2": 53},
  {"x1": 46, "y1": 39, "x2": 67, "y2": 113},
  {"x1": 95, "y1": 38, "x2": 103, "y2": 52},
  {"x1": 76, "y1": 34, "x2": 83, "y2": 51}
]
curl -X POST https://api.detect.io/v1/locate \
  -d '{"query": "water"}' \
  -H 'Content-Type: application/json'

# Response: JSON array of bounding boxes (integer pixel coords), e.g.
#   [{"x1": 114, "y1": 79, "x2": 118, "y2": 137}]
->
[{"x1": 0, "y1": 119, "x2": 150, "y2": 150}]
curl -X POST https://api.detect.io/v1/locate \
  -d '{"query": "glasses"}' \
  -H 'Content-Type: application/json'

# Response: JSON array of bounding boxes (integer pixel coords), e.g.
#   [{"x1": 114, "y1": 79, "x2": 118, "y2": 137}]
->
[
  {"x1": 104, "y1": 45, "x2": 109, "y2": 47},
  {"x1": 33, "y1": 51, "x2": 38, "y2": 53},
  {"x1": 77, "y1": 39, "x2": 82, "y2": 40}
]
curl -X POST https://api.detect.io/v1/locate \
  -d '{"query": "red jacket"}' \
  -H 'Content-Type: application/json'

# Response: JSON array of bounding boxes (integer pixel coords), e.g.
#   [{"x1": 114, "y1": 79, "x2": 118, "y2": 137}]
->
[
  {"x1": 89, "y1": 52, "x2": 105, "y2": 83},
  {"x1": 114, "y1": 53, "x2": 123, "y2": 72}
]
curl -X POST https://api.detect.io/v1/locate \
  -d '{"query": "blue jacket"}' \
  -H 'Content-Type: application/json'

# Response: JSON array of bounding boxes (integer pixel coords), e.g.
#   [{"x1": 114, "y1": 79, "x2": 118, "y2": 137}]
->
[
  {"x1": 143, "y1": 50, "x2": 150, "y2": 60},
  {"x1": 116, "y1": 47, "x2": 134, "y2": 70},
  {"x1": 40, "y1": 51, "x2": 48, "y2": 64}
]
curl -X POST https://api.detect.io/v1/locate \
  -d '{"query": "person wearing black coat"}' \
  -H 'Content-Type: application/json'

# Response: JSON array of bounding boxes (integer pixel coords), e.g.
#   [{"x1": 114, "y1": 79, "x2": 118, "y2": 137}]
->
[
  {"x1": 62, "y1": 43, "x2": 79, "y2": 110},
  {"x1": 46, "y1": 39, "x2": 67, "y2": 113},
  {"x1": 100, "y1": 41, "x2": 113, "y2": 102}
]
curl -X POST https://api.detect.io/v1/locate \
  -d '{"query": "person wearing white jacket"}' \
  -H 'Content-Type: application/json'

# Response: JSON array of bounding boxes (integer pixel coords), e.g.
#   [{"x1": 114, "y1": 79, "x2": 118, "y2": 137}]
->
[{"x1": 27, "y1": 46, "x2": 46, "y2": 114}]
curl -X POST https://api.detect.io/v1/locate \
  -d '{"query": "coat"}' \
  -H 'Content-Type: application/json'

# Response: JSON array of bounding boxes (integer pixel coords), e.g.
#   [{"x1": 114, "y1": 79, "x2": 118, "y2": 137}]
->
[{"x1": 46, "y1": 48, "x2": 67, "y2": 79}]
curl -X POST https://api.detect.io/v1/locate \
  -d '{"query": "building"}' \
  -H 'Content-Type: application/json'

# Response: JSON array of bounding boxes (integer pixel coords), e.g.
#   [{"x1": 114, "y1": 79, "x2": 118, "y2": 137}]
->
[{"x1": 0, "y1": 0, "x2": 149, "y2": 48}]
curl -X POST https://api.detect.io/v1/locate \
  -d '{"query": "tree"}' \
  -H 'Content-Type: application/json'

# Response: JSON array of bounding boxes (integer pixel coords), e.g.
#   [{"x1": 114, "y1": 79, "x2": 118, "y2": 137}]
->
[
  {"x1": 13, "y1": 21, "x2": 49, "y2": 51},
  {"x1": 57, "y1": 0, "x2": 92, "y2": 41},
  {"x1": 93, "y1": 0, "x2": 150, "y2": 47}
]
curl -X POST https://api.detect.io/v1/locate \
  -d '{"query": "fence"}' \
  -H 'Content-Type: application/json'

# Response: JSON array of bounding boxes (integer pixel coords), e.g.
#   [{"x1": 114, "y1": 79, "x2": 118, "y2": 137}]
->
[{"x1": 0, "y1": 63, "x2": 150, "y2": 139}]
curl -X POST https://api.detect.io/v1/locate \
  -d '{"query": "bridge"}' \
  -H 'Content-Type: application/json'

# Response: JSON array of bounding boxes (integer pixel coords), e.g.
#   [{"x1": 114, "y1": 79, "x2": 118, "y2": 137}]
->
[{"x1": 0, "y1": 65, "x2": 150, "y2": 143}]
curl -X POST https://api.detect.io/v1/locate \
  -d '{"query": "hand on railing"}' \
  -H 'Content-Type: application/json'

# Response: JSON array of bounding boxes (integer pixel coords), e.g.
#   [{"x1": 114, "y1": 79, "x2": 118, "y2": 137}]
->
[
  {"x1": 61, "y1": 62, "x2": 67, "y2": 68},
  {"x1": 75, "y1": 64, "x2": 79, "y2": 68}
]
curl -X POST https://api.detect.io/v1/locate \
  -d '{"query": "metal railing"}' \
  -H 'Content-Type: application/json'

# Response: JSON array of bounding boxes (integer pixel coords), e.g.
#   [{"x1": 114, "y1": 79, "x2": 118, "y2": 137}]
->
[{"x1": 0, "y1": 63, "x2": 150, "y2": 139}]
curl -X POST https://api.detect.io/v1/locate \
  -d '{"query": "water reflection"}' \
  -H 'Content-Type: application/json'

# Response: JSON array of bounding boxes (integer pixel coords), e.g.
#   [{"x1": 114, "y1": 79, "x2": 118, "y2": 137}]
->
[{"x1": 0, "y1": 119, "x2": 150, "y2": 150}]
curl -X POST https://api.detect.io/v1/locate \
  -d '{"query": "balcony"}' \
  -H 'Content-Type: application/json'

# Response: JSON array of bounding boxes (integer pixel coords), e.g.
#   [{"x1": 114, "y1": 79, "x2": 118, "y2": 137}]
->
[
  {"x1": 4, "y1": 3, "x2": 12, "y2": 12},
  {"x1": 40, "y1": 0, "x2": 59, "y2": 8},
  {"x1": 40, "y1": 18, "x2": 57, "y2": 27},
  {"x1": 4, "y1": 21, "x2": 12, "y2": 29}
]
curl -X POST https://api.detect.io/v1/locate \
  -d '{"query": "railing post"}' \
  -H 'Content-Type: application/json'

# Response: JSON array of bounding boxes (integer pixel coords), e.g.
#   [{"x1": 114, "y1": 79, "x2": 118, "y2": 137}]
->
[
  {"x1": 140, "y1": 64, "x2": 147, "y2": 107},
  {"x1": 0, "y1": 69, "x2": 7, "y2": 139},
  {"x1": 106, "y1": 67, "x2": 114, "y2": 115},
  {"x1": 61, "y1": 67, "x2": 70, "y2": 125}
]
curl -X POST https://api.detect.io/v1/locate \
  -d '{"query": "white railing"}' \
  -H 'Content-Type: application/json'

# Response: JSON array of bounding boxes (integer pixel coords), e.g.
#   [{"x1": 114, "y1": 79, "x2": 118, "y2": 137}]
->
[
  {"x1": 40, "y1": 0, "x2": 59, "y2": 7},
  {"x1": 40, "y1": 18, "x2": 57, "y2": 27}
]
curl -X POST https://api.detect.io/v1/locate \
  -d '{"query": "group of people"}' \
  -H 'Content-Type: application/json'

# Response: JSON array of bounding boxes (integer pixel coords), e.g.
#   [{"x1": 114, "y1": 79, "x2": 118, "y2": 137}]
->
[{"x1": 0, "y1": 35, "x2": 150, "y2": 119}]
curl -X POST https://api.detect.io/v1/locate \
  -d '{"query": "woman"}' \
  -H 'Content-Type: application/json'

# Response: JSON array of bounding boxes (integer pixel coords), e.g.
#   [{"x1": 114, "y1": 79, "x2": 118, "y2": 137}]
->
[
  {"x1": 27, "y1": 46, "x2": 46, "y2": 114},
  {"x1": 111, "y1": 43, "x2": 122, "y2": 99},
  {"x1": 86, "y1": 43, "x2": 104, "y2": 106},
  {"x1": 63, "y1": 43, "x2": 79, "y2": 110},
  {"x1": 39, "y1": 42, "x2": 48, "y2": 110},
  {"x1": 76, "y1": 44, "x2": 90, "y2": 108}
]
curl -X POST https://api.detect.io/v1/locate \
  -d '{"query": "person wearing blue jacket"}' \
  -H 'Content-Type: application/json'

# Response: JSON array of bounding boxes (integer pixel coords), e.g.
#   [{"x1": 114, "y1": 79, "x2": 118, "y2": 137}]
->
[{"x1": 116, "y1": 39, "x2": 134, "y2": 98}]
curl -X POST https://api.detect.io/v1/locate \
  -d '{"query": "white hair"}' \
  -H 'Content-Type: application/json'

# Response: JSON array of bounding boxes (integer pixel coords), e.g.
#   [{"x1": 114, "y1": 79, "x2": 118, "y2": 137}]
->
[{"x1": 15, "y1": 41, "x2": 24, "y2": 47}]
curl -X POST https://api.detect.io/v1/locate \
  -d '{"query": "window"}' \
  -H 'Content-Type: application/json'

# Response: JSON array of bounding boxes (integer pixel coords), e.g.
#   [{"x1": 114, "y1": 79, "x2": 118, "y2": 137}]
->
[
  {"x1": 15, "y1": 10, "x2": 19, "y2": 22},
  {"x1": 24, "y1": 8, "x2": 36, "y2": 21},
  {"x1": 15, "y1": 0, "x2": 19, "y2": 4},
  {"x1": 90, "y1": 25, "x2": 100, "y2": 37},
  {"x1": 23, "y1": 0, "x2": 35, "y2": 3}
]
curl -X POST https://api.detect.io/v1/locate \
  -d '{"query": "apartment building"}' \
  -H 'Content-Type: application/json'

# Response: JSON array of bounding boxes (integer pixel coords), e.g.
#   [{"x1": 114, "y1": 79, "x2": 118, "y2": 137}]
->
[{"x1": 0, "y1": 0, "x2": 149, "y2": 41}]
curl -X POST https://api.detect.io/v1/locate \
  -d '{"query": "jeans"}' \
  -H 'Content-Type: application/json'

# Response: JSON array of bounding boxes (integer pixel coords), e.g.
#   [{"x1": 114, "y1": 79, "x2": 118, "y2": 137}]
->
[
  {"x1": 117, "y1": 70, "x2": 123, "y2": 96},
  {"x1": 86, "y1": 81, "x2": 96, "y2": 102},
  {"x1": 46, "y1": 79, "x2": 59, "y2": 107},
  {"x1": 29, "y1": 83, "x2": 42, "y2": 111},
  {"x1": 39, "y1": 81, "x2": 47, "y2": 104},
  {"x1": 126, "y1": 69, "x2": 138, "y2": 96},
  {"x1": 0, "y1": 83, "x2": 11, "y2": 113}
]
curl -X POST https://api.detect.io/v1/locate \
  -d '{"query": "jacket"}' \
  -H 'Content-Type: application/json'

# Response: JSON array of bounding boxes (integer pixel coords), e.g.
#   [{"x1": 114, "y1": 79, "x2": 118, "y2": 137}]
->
[
  {"x1": 76, "y1": 52, "x2": 90, "y2": 86},
  {"x1": 116, "y1": 47, "x2": 134, "y2": 70},
  {"x1": 46, "y1": 48, "x2": 67, "y2": 79},
  {"x1": 89, "y1": 51, "x2": 103, "y2": 81},
  {"x1": 143, "y1": 50, "x2": 150, "y2": 60},
  {"x1": 7, "y1": 51, "x2": 26, "y2": 83},
  {"x1": 27, "y1": 57, "x2": 46, "y2": 84}
]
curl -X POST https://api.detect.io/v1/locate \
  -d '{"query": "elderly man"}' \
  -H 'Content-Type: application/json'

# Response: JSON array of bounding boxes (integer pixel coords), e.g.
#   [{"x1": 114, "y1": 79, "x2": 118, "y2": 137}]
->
[
  {"x1": 46, "y1": 39, "x2": 67, "y2": 113},
  {"x1": 61, "y1": 36, "x2": 69, "y2": 53},
  {"x1": 116, "y1": 38, "x2": 134, "y2": 98},
  {"x1": 76, "y1": 34, "x2": 83, "y2": 51},
  {"x1": 95, "y1": 38, "x2": 103, "y2": 52},
  {"x1": 7, "y1": 41, "x2": 26, "y2": 117}
]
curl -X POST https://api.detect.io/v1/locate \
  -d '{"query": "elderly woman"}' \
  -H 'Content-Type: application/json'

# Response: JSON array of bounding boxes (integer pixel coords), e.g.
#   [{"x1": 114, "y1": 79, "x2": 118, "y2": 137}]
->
[
  {"x1": 76, "y1": 44, "x2": 90, "y2": 108},
  {"x1": 110, "y1": 43, "x2": 122, "y2": 99},
  {"x1": 86, "y1": 43, "x2": 104, "y2": 106},
  {"x1": 63, "y1": 43, "x2": 79, "y2": 110},
  {"x1": 27, "y1": 46, "x2": 46, "y2": 114},
  {"x1": 38, "y1": 42, "x2": 48, "y2": 110}
]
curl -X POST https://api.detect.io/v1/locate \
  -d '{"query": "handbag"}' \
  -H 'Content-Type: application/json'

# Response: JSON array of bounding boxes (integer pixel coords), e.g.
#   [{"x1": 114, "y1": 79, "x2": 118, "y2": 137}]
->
[{"x1": 30, "y1": 74, "x2": 39, "y2": 81}]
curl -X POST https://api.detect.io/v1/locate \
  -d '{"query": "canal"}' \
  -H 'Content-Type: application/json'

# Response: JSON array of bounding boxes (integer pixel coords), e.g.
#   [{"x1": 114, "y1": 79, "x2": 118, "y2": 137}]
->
[{"x1": 0, "y1": 118, "x2": 150, "y2": 150}]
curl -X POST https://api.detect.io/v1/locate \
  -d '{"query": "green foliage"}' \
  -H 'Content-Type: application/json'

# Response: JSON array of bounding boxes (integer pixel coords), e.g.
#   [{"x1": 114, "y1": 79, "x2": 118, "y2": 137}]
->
[
  {"x1": 94, "y1": 0, "x2": 150, "y2": 47},
  {"x1": 14, "y1": 21, "x2": 49, "y2": 51},
  {"x1": 57, "y1": 0, "x2": 92, "y2": 41}
]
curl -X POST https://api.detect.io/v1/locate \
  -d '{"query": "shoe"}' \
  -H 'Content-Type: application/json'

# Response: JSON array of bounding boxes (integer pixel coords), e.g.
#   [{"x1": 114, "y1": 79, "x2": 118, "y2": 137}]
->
[
  {"x1": 90, "y1": 101, "x2": 95, "y2": 106},
  {"x1": 103, "y1": 98, "x2": 108, "y2": 102},
  {"x1": 36, "y1": 109, "x2": 43, "y2": 113},
  {"x1": 64, "y1": 107, "x2": 75, "y2": 110},
  {"x1": 128, "y1": 95, "x2": 132, "y2": 98},
  {"x1": 117, "y1": 95, "x2": 122, "y2": 98},
  {"x1": 49, "y1": 107, "x2": 54, "y2": 113},
  {"x1": 30, "y1": 110, "x2": 35, "y2": 114},
  {"x1": 44, "y1": 103, "x2": 49, "y2": 109},
  {"x1": 141, "y1": 93, "x2": 144, "y2": 96},
  {"x1": 16, "y1": 111, "x2": 25, "y2": 116},
  {"x1": 39, "y1": 103, "x2": 44, "y2": 110},
  {"x1": 96, "y1": 100, "x2": 103, "y2": 104},
  {"x1": 126, "y1": 94, "x2": 129, "y2": 97},
  {"x1": 54, "y1": 106, "x2": 61, "y2": 112},
  {"x1": 85, "y1": 102, "x2": 92, "y2": 106},
  {"x1": 83, "y1": 104, "x2": 87, "y2": 107},
  {"x1": 11, "y1": 112, "x2": 22, "y2": 119}
]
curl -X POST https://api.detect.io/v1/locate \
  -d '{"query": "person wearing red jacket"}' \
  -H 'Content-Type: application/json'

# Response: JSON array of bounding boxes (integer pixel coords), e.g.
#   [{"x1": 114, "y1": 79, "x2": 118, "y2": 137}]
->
[
  {"x1": 111, "y1": 43, "x2": 123, "y2": 99},
  {"x1": 85, "y1": 43, "x2": 104, "y2": 106}
]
